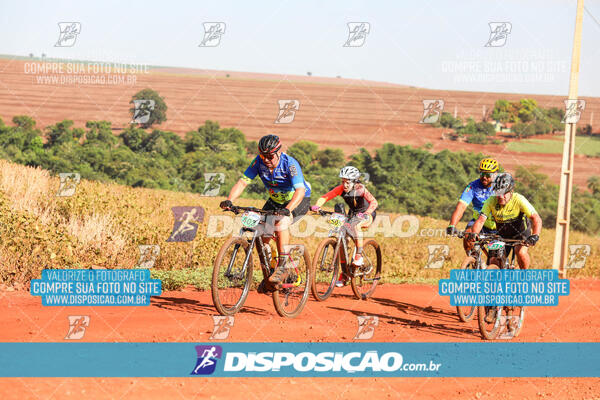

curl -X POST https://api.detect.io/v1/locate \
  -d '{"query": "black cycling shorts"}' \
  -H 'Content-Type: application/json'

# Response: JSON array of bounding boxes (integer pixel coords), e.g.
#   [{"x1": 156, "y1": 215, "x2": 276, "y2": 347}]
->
[{"x1": 262, "y1": 196, "x2": 310, "y2": 225}]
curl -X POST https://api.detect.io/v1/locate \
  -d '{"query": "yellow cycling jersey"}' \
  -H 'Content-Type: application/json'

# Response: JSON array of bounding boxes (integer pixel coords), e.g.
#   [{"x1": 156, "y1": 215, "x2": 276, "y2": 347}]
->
[{"x1": 480, "y1": 192, "x2": 537, "y2": 237}]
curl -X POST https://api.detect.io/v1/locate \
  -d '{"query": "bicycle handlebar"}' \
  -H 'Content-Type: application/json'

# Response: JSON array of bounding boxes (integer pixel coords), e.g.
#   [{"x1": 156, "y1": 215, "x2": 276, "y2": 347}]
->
[
  {"x1": 454, "y1": 230, "x2": 529, "y2": 246},
  {"x1": 223, "y1": 205, "x2": 281, "y2": 216}
]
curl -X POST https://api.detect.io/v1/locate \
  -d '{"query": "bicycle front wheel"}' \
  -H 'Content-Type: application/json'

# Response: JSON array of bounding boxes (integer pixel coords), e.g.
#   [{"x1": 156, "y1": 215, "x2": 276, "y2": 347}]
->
[
  {"x1": 350, "y1": 239, "x2": 382, "y2": 300},
  {"x1": 272, "y1": 246, "x2": 312, "y2": 318},
  {"x1": 311, "y1": 237, "x2": 340, "y2": 301},
  {"x1": 456, "y1": 256, "x2": 477, "y2": 322},
  {"x1": 477, "y1": 264, "x2": 501, "y2": 340},
  {"x1": 211, "y1": 237, "x2": 253, "y2": 316}
]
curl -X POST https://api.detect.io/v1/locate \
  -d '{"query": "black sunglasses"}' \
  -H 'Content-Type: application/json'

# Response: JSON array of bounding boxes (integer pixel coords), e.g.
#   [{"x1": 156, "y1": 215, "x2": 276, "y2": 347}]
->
[{"x1": 260, "y1": 152, "x2": 279, "y2": 161}]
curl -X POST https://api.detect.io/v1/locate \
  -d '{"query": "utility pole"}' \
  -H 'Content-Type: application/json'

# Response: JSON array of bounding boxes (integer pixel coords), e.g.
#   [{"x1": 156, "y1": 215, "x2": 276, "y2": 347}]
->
[{"x1": 553, "y1": 0, "x2": 585, "y2": 278}]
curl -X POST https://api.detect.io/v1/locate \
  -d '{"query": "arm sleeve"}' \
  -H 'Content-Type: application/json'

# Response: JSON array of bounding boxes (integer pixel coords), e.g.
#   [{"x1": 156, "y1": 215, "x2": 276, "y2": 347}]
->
[
  {"x1": 363, "y1": 187, "x2": 378, "y2": 214},
  {"x1": 518, "y1": 194, "x2": 537, "y2": 218},
  {"x1": 318, "y1": 185, "x2": 344, "y2": 205},
  {"x1": 288, "y1": 158, "x2": 306, "y2": 190},
  {"x1": 459, "y1": 184, "x2": 474, "y2": 205},
  {"x1": 242, "y1": 157, "x2": 260, "y2": 183}
]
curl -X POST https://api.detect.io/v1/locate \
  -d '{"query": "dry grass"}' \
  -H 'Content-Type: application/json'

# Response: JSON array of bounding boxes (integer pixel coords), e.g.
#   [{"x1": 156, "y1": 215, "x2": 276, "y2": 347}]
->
[{"x1": 0, "y1": 159, "x2": 597, "y2": 288}]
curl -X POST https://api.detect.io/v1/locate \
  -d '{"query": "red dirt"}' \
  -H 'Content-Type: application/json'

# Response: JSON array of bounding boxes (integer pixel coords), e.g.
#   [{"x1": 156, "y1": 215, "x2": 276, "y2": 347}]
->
[
  {"x1": 1, "y1": 58, "x2": 599, "y2": 188},
  {"x1": 1, "y1": 280, "x2": 599, "y2": 399}
]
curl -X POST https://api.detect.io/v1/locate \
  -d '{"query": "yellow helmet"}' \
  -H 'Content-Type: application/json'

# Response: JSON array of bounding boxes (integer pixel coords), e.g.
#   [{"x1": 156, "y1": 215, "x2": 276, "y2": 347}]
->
[{"x1": 479, "y1": 158, "x2": 499, "y2": 173}]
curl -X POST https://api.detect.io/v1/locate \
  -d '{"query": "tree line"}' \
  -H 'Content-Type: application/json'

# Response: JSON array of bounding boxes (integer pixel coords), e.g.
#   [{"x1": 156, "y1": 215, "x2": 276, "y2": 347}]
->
[{"x1": 1, "y1": 114, "x2": 598, "y2": 235}]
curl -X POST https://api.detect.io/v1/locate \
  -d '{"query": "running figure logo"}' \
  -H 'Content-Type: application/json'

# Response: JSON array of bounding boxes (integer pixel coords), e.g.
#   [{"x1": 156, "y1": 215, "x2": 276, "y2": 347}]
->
[
  {"x1": 354, "y1": 315, "x2": 379, "y2": 340},
  {"x1": 202, "y1": 173, "x2": 225, "y2": 196},
  {"x1": 425, "y1": 244, "x2": 449, "y2": 269},
  {"x1": 131, "y1": 100, "x2": 155, "y2": 124},
  {"x1": 485, "y1": 22, "x2": 512, "y2": 47},
  {"x1": 65, "y1": 316, "x2": 90, "y2": 340},
  {"x1": 57, "y1": 173, "x2": 81, "y2": 197},
  {"x1": 55, "y1": 22, "x2": 81, "y2": 47},
  {"x1": 562, "y1": 100, "x2": 586, "y2": 124},
  {"x1": 210, "y1": 316, "x2": 234, "y2": 340},
  {"x1": 136, "y1": 245, "x2": 160, "y2": 268},
  {"x1": 567, "y1": 244, "x2": 591, "y2": 269},
  {"x1": 167, "y1": 206, "x2": 205, "y2": 242},
  {"x1": 191, "y1": 345, "x2": 223, "y2": 375},
  {"x1": 344, "y1": 22, "x2": 370, "y2": 47},
  {"x1": 420, "y1": 100, "x2": 444, "y2": 124},
  {"x1": 199, "y1": 23, "x2": 226, "y2": 47},
  {"x1": 275, "y1": 100, "x2": 299, "y2": 124},
  {"x1": 498, "y1": 314, "x2": 522, "y2": 339}
]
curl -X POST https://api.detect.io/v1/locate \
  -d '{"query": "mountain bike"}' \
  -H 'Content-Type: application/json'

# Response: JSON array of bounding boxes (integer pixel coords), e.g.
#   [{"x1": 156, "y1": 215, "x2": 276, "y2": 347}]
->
[
  {"x1": 453, "y1": 231, "x2": 493, "y2": 323},
  {"x1": 310, "y1": 209, "x2": 382, "y2": 301},
  {"x1": 474, "y1": 234, "x2": 528, "y2": 340},
  {"x1": 211, "y1": 205, "x2": 311, "y2": 318}
]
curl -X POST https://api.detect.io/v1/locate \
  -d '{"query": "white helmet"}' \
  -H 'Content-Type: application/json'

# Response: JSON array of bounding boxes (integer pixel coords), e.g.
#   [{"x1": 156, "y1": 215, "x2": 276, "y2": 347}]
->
[{"x1": 339, "y1": 166, "x2": 360, "y2": 181}]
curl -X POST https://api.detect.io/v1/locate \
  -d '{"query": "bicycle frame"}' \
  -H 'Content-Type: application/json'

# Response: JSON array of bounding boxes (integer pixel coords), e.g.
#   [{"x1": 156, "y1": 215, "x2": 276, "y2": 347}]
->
[
  {"x1": 325, "y1": 216, "x2": 356, "y2": 277},
  {"x1": 224, "y1": 209, "x2": 273, "y2": 283},
  {"x1": 225, "y1": 208, "x2": 303, "y2": 290}
]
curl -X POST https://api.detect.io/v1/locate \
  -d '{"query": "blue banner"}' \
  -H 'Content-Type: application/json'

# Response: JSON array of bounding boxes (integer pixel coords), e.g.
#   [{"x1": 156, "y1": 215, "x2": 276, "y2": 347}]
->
[
  {"x1": 439, "y1": 269, "x2": 569, "y2": 306},
  {"x1": 0, "y1": 343, "x2": 598, "y2": 377},
  {"x1": 30, "y1": 269, "x2": 162, "y2": 306}
]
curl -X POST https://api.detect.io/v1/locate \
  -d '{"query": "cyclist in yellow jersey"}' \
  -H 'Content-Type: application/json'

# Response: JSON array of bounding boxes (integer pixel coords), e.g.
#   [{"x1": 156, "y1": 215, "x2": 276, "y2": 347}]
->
[{"x1": 470, "y1": 173, "x2": 542, "y2": 269}]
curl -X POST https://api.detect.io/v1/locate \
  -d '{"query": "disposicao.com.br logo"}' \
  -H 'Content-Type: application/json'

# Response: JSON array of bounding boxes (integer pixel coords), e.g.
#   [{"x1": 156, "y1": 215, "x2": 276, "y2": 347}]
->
[{"x1": 191, "y1": 346, "x2": 441, "y2": 376}]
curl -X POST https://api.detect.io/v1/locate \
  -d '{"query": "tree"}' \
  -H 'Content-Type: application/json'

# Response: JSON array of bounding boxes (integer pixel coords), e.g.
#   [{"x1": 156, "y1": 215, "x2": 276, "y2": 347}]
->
[
  {"x1": 12, "y1": 115, "x2": 36, "y2": 130},
  {"x1": 46, "y1": 120, "x2": 76, "y2": 147},
  {"x1": 85, "y1": 121, "x2": 116, "y2": 146},
  {"x1": 475, "y1": 121, "x2": 496, "y2": 136},
  {"x1": 120, "y1": 126, "x2": 147, "y2": 152},
  {"x1": 491, "y1": 100, "x2": 513, "y2": 123},
  {"x1": 315, "y1": 148, "x2": 344, "y2": 169},
  {"x1": 588, "y1": 176, "x2": 600, "y2": 197},
  {"x1": 517, "y1": 99, "x2": 538, "y2": 123},
  {"x1": 288, "y1": 141, "x2": 318, "y2": 168},
  {"x1": 129, "y1": 88, "x2": 167, "y2": 128}
]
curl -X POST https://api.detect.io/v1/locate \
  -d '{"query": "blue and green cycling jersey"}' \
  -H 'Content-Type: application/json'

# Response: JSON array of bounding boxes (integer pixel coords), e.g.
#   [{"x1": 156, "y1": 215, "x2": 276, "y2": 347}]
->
[
  {"x1": 242, "y1": 153, "x2": 311, "y2": 204},
  {"x1": 459, "y1": 178, "x2": 496, "y2": 230}
]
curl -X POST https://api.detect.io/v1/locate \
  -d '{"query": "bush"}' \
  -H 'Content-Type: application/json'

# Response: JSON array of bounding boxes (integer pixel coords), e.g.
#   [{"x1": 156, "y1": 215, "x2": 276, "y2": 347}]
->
[{"x1": 466, "y1": 134, "x2": 488, "y2": 144}]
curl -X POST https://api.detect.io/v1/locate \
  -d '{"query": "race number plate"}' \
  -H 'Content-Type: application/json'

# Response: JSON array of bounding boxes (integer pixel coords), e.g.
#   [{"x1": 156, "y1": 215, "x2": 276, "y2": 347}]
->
[
  {"x1": 488, "y1": 241, "x2": 505, "y2": 251},
  {"x1": 241, "y1": 211, "x2": 261, "y2": 228},
  {"x1": 328, "y1": 213, "x2": 346, "y2": 227}
]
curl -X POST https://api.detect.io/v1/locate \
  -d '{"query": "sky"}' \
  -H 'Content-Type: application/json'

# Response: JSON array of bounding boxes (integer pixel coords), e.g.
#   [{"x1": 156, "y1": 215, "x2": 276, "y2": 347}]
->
[{"x1": 1, "y1": 0, "x2": 600, "y2": 96}]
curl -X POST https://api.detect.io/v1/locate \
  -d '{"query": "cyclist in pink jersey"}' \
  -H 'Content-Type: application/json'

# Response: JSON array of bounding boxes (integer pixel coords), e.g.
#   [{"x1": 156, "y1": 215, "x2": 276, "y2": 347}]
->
[{"x1": 311, "y1": 166, "x2": 378, "y2": 286}]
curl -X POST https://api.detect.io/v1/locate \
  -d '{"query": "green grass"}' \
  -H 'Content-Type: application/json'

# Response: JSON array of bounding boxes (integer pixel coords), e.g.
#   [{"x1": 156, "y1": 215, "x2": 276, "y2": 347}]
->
[{"x1": 506, "y1": 136, "x2": 600, "y2": 156}]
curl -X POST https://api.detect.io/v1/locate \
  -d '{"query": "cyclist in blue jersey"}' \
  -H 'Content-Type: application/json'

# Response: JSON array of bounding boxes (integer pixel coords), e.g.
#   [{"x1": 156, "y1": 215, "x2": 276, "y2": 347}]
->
[
  {"x1": 446, "y1": 158, "x2": 499, "y2": 254},
  {"x1": 220, "y1": 135, "x2": 311, "y2": 289}
]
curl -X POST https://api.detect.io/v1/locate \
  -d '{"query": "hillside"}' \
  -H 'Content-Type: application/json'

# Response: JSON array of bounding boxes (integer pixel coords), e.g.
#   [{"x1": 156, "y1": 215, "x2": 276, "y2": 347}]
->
[
  {"x1": 1, "y1": 58, "x2": 600, "y2": 188},
  {"x1": 0, "y1": 160, "x2": 597, "y2": 289}
]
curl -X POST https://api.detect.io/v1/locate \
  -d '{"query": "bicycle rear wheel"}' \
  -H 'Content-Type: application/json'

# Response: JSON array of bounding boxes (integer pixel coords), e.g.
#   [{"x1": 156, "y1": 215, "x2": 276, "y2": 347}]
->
[
  {"x1": 211, "y1": 237, "x2": 253, "y2": 316},
  {"x1": 273, "y1": 245, "x2": 312, "y2": 318},
  {"x1": 456, "y1": 256, "x2": 477, "y2": 322},
  {"x1": 311, "y1": 238, "x2": 340, "y2": 301},
  {"x1": 350, "y1": 239, "x2": 382, "y2": 300}
]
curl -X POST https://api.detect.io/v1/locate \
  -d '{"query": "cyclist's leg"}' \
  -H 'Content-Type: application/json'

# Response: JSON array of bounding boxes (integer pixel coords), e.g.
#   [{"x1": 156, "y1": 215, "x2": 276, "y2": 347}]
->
[
  {"x1": 261, "y1": 199, "x2": 278, "y2": 249},
  {"x1": 353, "y1": 214, "x2": 373, "y2": 250},
  {"x1": 515, "y1": 245, "x2": 530, "y2": 269},
  {"x1": 269, "y1": 197, "x2": 310, "y2": 283}
]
